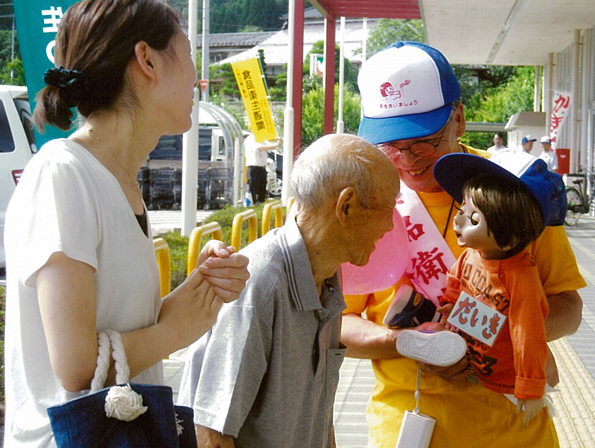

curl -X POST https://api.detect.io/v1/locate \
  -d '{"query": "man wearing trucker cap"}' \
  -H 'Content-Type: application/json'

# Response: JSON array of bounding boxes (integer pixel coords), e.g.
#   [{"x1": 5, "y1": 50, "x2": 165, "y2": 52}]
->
[{"x1": 341, "y1": 41, "x2": 585, "y2": 448}]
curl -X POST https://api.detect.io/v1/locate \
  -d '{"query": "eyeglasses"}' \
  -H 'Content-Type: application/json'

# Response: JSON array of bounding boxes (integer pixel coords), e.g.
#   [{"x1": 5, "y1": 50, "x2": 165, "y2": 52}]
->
[{"x1": 378, "y1": 106, "x2": 456, "y2": 159}]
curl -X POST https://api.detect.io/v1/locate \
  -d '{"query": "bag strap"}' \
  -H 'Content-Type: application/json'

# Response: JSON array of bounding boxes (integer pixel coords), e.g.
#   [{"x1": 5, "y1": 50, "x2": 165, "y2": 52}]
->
[{"x1": 90, "y1": 330, "x2": 131, "y2": 392}]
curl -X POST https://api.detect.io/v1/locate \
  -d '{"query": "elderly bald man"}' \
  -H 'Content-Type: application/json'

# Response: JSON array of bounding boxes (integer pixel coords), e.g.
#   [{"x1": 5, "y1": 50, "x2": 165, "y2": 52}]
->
[{"x1": 178, "y1": 133, "x2": 401, "y2": 448}]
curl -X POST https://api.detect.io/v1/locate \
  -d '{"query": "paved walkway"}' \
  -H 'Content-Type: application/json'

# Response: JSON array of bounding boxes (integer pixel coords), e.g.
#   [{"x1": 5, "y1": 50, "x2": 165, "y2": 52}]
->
[{"x1": 160, "y1": 212, "x2": 595, "y2": 447}]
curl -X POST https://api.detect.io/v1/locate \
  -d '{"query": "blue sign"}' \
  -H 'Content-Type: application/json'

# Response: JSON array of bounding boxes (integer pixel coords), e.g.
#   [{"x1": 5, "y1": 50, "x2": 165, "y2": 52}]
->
[{"x1": 13, "y1": 0, "x2": 79, "y2": 147}]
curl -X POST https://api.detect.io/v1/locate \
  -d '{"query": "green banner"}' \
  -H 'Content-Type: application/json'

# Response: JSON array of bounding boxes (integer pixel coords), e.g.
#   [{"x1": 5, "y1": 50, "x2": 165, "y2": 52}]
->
[{"x1": 14, "y1": 0, "x2": 79, "y2": 147}]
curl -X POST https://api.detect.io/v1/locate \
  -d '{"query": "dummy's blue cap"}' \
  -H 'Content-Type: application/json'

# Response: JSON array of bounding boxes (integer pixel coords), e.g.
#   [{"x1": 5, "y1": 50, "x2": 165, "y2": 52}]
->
[
  {"x1": 357, "y1": 41, "x2": 461, "y2": 145},
  {"x1": 522, "y1": 135, "x2": 537, "y2": 144},
  {"x1": 433, "y1": 151, "x2": 567, "y2": 227}
]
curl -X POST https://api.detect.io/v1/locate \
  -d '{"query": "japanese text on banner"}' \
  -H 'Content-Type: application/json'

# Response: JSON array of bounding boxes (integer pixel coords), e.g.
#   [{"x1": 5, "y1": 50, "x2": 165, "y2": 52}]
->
[
  {"x1": 549, "y1": 92, "x2": 571, "y2": 149},
  {"x1": 231, "y1": 58, "x2": 277, "y2": 143}
]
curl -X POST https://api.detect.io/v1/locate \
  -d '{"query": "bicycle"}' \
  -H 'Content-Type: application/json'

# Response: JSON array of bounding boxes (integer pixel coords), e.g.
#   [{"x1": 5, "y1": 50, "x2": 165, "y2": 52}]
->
[{"x1": 564, "y1": 172, "x2": 594, "y2": 226}]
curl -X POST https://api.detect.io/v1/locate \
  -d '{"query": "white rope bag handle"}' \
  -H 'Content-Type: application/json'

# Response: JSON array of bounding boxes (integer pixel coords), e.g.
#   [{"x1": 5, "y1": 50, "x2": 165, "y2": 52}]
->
[
  {"x1": 90, "y1": 330, "x2": 148, "y2": 422},
  {"x1": 90, "y1": 330, "x2": 130, "y2": 392}
]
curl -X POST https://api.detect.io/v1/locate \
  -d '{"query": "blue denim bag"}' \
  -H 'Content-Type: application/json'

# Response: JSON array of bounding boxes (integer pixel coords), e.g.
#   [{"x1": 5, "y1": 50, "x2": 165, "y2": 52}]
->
[{"x1": 47, "y1": 331, "x2": 198, "y2": 448}]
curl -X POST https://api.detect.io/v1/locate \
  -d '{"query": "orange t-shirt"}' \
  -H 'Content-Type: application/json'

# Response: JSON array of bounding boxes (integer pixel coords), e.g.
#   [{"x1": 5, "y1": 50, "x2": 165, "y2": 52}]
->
[{"x1": 441, "y1": 247, "x2": 548, "y2": 399}]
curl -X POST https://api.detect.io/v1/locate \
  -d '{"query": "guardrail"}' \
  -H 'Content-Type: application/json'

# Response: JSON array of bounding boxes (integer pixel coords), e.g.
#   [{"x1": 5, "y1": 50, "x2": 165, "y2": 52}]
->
[
  {"x1": 261, "y1": 200, "x2": 284, "y2": 236},
  {"x1": 231, "y1": 209, "x2": 258, "y2": 250},
  {"x1": 153, "y1": 238, "x2": 171, "y2": 298},
  {"x1": 187, "y1": 222, "x2": 223, "y2": 275}
]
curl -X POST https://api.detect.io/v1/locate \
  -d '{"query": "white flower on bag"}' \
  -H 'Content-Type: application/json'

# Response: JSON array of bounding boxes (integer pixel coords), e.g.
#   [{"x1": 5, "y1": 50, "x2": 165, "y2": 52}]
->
[{"x1": 104, "y1": 384, "x2": 148, "y2": 422}]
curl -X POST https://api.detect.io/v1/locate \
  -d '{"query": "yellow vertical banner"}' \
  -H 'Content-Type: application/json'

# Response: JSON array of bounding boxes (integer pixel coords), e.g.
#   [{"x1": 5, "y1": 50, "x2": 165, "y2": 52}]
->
[{"x1": 231, "y1": 58, "x2": 278, "y2": 143}]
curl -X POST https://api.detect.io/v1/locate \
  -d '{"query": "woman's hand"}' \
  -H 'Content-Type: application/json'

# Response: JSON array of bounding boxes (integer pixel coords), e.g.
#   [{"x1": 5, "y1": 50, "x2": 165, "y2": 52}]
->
[
  {"x1": 158, "y1": 268, "x2": 222, "y2": 350},
  {"x1": 157, "y1": 241, "x2": 249, "y2": 351},
  {"x1": 196, "y1": 240, "x2": 250, "y2": 303}
]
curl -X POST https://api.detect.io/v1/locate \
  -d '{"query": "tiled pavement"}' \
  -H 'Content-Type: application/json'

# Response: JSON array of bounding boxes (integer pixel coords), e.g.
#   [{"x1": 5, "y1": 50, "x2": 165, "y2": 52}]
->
[{"x1": 160, "y1": 213, "x2": 595, "y2": 447}]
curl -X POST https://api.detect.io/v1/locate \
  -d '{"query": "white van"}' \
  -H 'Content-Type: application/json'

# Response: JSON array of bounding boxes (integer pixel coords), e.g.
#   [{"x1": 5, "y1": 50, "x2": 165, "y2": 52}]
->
[{"x1": 0, "y1": 85, "x2": 37, "y2": 276}]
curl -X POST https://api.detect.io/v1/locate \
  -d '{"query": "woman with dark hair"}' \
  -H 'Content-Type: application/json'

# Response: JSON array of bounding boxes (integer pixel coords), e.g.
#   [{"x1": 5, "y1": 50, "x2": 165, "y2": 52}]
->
[{"x1": 4, "y1": 1, "x2": 249, "y2": 446}]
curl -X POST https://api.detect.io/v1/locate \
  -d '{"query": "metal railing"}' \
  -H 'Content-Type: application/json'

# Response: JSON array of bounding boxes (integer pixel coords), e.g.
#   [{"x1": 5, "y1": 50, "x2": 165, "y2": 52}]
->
[{"x1": 187, "y1": 222, "x2": 223, "y2": 275}]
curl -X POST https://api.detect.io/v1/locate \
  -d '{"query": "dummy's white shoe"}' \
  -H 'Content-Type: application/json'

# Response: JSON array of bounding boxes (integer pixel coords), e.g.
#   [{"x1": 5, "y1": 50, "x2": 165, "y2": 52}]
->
[{"x1": 396, "y1": 330, "x2": 467, "y2": 367}]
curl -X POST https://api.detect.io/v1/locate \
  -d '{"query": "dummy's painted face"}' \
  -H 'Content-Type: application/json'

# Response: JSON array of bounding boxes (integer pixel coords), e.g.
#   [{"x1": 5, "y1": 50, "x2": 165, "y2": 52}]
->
[{"x1": 452, "y1": 194, "x2": 505, "y2": 260}]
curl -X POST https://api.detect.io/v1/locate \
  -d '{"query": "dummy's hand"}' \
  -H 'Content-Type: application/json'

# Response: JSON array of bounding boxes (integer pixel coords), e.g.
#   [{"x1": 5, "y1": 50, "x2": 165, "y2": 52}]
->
[
  {"x1": 517, "y1": 398, "x2": 545, "y2": 426},
  {"x1": 437, "y1": 303, "x2": 454, "y2": 325},
  {"x1": 546, "y1": 347, "x2": 559, "y2": 387},
  {"x1": 195, "y1": 425, "x2": 235, "y2": 448},
  {"x1": 196, "y1": 240, "x2": 250, "y2": 303}
]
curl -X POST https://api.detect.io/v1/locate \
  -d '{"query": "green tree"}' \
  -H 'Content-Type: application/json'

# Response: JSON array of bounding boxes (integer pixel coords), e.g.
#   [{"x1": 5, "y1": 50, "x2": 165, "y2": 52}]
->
[
  {"x1": 0, "y1": 29, "x2": 24, "y2": 85},
  {"x1": 209, "y1": 62, "x2": 239, "y2": 99},
  {"x1": 467, "y1": 66, "x2": 535, "y2": 123},
  {"x1": 0, "y1": 58, "x2": 26, "y2": 85},
  {"x1": 211, "y1": 1, "x2": 242, "y2": 33},
  {"x1": 301, "y1": 84, "x2": 361, "y2": 146},
  {"x1": 240, "y1": 0, "x2": 285, "y2": 32},
  {"x1": 0, "y1": 29, "x2": 20, "y2": 65},
  {"x1": 241, "y1": 25, "x2": 263, "y2": 32},
  {"x1": 269, "y1": 69, "x2": 287, "y2": 102},
  {"x1": 0, "y1": 0, "x2": 14, "y2": 30},
  {"x1": 459, "y1": 67, "x2": 534, "y2": 149},
  {"x1": 362, "y1": 19, "x2": 424, "y2": 57},
  {"x1": 167, "y1": 0, "x2": 287, "y2": 34}
]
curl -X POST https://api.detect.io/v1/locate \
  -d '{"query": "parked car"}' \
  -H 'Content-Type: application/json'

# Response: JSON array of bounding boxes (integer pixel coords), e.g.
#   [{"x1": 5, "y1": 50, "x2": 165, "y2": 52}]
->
[{"x1": 0, "y1": 85, "x2": 37, "y2": 275}]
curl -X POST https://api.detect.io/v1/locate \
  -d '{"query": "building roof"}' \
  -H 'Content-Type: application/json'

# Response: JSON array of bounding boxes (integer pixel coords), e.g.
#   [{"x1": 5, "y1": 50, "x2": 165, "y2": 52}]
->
[
  {"x1": 196, "y1": 32, "x2": 276, "y2": 49},
  {"x1": 216, "y1": 18, "x2": 376, "y2": 66},
  {"x1": 308, "y1": 0, "x2": 420, "y2": 20}
]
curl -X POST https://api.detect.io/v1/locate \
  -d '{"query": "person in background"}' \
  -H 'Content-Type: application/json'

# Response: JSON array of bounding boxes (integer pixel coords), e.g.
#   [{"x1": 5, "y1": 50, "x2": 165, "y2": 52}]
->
[
  {"x1": 520, "y1": 135, "x2": 537, "y2": 154},
  {"x1": 244, "y1": 132, "x2": 283, "y2": 204},
  {"x1": 177, "y1": 134, "x2": 401, "y2": 448},
  {"x1": 4, "y1": 1, "x2": 249, "y2": 446},
  {"x1": 486, "y1": 131, "x2": 507, "y2": 154},
  {"x1": 343, "y1": 40, "x2": 585, "y2": 448},
  {"x1": 539, "y1": 136, "x2": 559, "y2": 172}
]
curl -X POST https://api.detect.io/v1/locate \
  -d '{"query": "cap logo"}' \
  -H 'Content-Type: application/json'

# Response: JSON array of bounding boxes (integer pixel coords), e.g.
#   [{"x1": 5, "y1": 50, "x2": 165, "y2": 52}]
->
[
  {"x1": 378, "y1": 79, "x2": 418, "y2": 110},
  {"x1": 379, "y1": 79, "x2": 411, "y2": 100}
]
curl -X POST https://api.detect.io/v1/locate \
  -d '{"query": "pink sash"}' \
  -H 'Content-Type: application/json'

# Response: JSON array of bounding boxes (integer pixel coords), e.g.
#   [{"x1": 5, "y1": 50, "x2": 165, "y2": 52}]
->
[{"x1": 396, "y1": 183, "x2": 456, "y2": 305}]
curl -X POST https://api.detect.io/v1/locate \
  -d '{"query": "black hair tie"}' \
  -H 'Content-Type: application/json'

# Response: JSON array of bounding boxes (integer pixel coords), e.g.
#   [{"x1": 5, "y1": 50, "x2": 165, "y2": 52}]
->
[{"x1": 43, "y1": 66, "x2": 91, "y2": 107}]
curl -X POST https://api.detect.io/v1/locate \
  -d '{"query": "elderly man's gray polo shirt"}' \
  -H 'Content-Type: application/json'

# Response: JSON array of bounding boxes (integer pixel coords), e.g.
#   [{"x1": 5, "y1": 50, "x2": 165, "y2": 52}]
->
[{"x1": 177, "y1": 217, "x2": 346, "y2": 448}]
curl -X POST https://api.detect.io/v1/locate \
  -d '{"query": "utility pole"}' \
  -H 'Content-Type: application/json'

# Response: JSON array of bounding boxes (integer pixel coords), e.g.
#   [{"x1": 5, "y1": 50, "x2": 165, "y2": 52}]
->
[
  {"x1": 181, "y1": 0, "x2": 200, "y2": 237},
  {"x1": 201, "y1": 0, "x2": 210, "y2": 102},
  {"x1": 11, "y1": 14, "x2": 15, "y2": 80}
]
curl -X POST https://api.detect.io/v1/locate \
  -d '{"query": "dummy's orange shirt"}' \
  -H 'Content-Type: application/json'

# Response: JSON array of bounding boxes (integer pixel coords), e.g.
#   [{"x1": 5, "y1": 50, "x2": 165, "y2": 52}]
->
[{"x1": 441, "y1": 247, "x2": 548, "y2": 399}]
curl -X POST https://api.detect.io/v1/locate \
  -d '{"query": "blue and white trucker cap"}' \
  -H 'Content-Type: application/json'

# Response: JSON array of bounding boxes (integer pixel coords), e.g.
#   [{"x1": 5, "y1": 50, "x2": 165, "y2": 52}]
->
[
  {"x1": 358, "y1": 41, "x2": 461, "y2": 145},
  {"x1": 433, "y1": 151, "x2": 567, "y2": 227}
]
